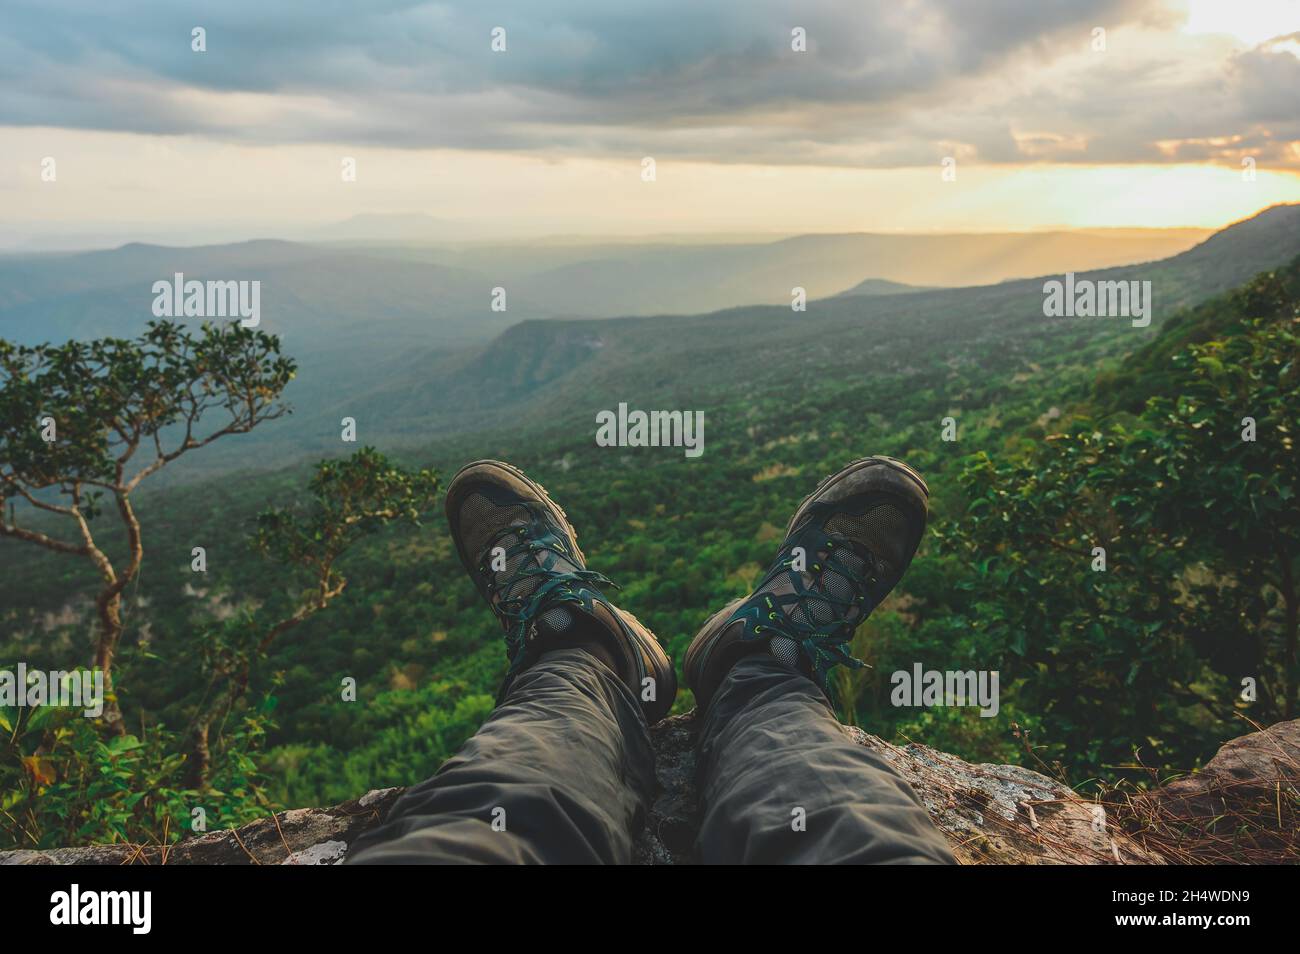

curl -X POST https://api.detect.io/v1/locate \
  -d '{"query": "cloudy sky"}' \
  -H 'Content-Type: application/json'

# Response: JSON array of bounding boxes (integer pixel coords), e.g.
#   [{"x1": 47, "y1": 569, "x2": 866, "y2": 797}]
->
[{"x1": 2, "y1": 0, "x2": 1299, "y2": 246}]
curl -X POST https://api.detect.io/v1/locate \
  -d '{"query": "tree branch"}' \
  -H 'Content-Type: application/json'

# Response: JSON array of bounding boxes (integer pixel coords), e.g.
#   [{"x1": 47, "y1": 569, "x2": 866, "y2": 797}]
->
[{"x1": 0, "y1": 521, "x2": 87, "y2": 556}]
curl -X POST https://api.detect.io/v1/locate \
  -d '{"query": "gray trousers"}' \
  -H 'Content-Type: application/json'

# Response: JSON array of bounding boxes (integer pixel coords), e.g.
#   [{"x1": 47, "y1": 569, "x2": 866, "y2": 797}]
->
[{"x1": 347, "y1": 648, "x2": 954, "y2": 864}]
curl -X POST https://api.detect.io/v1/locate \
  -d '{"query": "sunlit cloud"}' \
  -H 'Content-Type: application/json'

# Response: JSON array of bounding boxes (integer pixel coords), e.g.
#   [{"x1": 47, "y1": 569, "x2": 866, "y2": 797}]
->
[{"x1": 0, "y1": 0, "x2": 1297, "y2": 242}]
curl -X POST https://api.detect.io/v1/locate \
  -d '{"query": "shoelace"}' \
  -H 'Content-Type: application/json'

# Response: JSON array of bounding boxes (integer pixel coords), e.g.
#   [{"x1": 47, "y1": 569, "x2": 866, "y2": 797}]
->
[
  {"x1": 479, "y1": 520, "x2": 618, "y2": 674},
  {"x1": 731, "y1": 530, "x2": 882, "y2": 690}
]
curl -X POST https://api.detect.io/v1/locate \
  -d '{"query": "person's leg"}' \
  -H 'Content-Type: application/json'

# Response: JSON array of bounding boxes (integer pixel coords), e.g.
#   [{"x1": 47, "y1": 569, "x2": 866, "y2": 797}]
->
[
  {"x1": 348, "y1": 647, "x2": 654, "y2": 864},
  {"x1": 694, "y1": 654, "x2": 953, "y2": 864},
  {"x1": 348, "y1": 459, "x2": 677, "y2": 864},
  {"x1": 685, "y1": 455, "x2": 955, "y2": 865}
]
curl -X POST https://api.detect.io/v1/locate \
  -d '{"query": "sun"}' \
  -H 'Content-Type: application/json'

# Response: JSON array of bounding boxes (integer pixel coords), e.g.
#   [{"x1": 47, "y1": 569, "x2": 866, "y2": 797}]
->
[{"x1": 1181, "y1": 0, "x2": 1300, "y2": 46}]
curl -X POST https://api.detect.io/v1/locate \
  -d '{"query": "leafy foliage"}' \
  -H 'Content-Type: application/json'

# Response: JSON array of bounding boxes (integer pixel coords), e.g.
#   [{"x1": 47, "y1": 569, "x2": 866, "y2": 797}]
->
[
  {"x1": 944, "y1": 261, "x2": 1299, "y2": 774},
  {"x1": 0, "y1": 319, "x2": 437, "y2": 844},
  {"x1": 0, "y1": 675, "x2": 271, "y2": 849},
  {"x1": 1, "y1": 254, "x2": 1297, "y2": 847},
  {"x1": 0, "y1": 320, "x2": 294, "y2": 496},
  {"x1": 189, "y1": 448, "x2": 440, "y2": 788},
  {"x1": 0, "y1": 320, "x2": 295, "y2": 732}
]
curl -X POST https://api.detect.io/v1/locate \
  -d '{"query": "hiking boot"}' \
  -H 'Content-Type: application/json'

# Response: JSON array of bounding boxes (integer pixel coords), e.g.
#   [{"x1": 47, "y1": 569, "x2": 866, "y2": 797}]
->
[
  {"x1": 445, "y1": 459, "x2": 677, "y2": 723},
  {"x1": 685, "y1": 456, "x2": 928, "y2": 711}
]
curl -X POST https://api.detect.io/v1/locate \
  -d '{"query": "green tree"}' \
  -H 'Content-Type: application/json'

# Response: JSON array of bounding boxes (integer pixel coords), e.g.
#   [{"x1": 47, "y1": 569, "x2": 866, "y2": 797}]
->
[
  {"x1": 1141, "y1": 308, "x2": 1298, "y2": 714},
  {"x1": 0, "y1": 322, "x2": 294, "y2": 731},
  {"x1": 945, "y1": 264, "x2": 1299, "y2": 778},
  {"x1": 188, "y1": 448, "x2": 439, "y2": 787}
]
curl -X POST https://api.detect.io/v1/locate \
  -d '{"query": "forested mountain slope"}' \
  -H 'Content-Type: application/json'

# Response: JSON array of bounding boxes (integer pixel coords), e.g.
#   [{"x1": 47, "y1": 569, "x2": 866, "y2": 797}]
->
[{"x1": 1, "y1": 206, "x2": 1297, "y2": 847}]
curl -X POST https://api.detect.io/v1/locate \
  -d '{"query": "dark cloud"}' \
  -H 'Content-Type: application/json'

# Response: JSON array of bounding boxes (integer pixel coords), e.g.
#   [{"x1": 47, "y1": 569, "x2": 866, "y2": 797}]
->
[{"x1": 0, "y1": 0, "x2": 1297, "y2": 167}]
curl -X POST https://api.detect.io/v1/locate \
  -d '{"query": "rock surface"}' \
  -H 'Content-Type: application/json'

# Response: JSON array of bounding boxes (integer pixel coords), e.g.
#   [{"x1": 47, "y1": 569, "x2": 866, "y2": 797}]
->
[
  {"x1": 0, "y1": 788, "x2": 404, "y2": 866},
  {"x1": 1144, "y1": 717, "x2": 1300, "y2": 820},
  {"x1": 1125, "y1": 717, "x2": 1299, "y2": 862},
  {"x1": 4, "y1": 714, "x2": 1295, "y2": 865},
  {"x1": 631, "y1": 713, "x2": 1163, "y2": 864}
]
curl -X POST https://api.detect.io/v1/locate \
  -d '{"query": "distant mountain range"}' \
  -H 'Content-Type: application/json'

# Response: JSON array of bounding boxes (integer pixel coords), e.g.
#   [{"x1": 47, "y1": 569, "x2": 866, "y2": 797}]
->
[
  {"x1": 4, "y1": 210, "x2": 1292, "y2": 479},
  {"x1": 0, "y1": 224, "x2": 1210, "y2": 333},
  {"x1": 835, "y1": 278, "x2": 928, "y2": 297},
  {"x1": 333, "y1": 203, "x2": 1298, "y2": 457}
]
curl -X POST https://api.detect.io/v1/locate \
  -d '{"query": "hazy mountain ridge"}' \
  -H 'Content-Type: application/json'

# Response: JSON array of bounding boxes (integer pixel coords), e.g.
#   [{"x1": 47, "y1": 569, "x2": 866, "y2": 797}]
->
[
  {"x1": 0, "y1": 224, "x2": 1210, "y2": 336},
  {"x1": 309, "y1": 203, "x2": 1300, "y2": 458},
  {"x1": 0, "y1": 211, "x2": 1286, "y2": 479},
  {"x1": 835, "y1": 278, "x2": 927, "y2": 297}
]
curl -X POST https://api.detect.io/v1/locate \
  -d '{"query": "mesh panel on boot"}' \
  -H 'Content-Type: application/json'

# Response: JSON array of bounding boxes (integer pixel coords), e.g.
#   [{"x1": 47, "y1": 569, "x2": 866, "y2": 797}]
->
[
  {"x1": 825, "y1": 503, "x2": 910, "y2": 577},
  {"x1": 458, "y1": 493, "x2": 530, "y2": 560},
  {"x1": 770, "y1": 635, "x2": 800, "y2": 668},
  {"x1": 751, "y1": 490, "x2": 918, "y2": 677},
  {"x1": 459, "y1": 492, "x2": 584, "y2": 616},
  {"x1": 762, "y1": 526, "x2": 870, "y2": 640},
  {"x1": 493, "y1": 536, "x2": 580, "y2": 602},
  {"x1": 539, "y1": 605, "x2": 574, "y2": 634}
]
